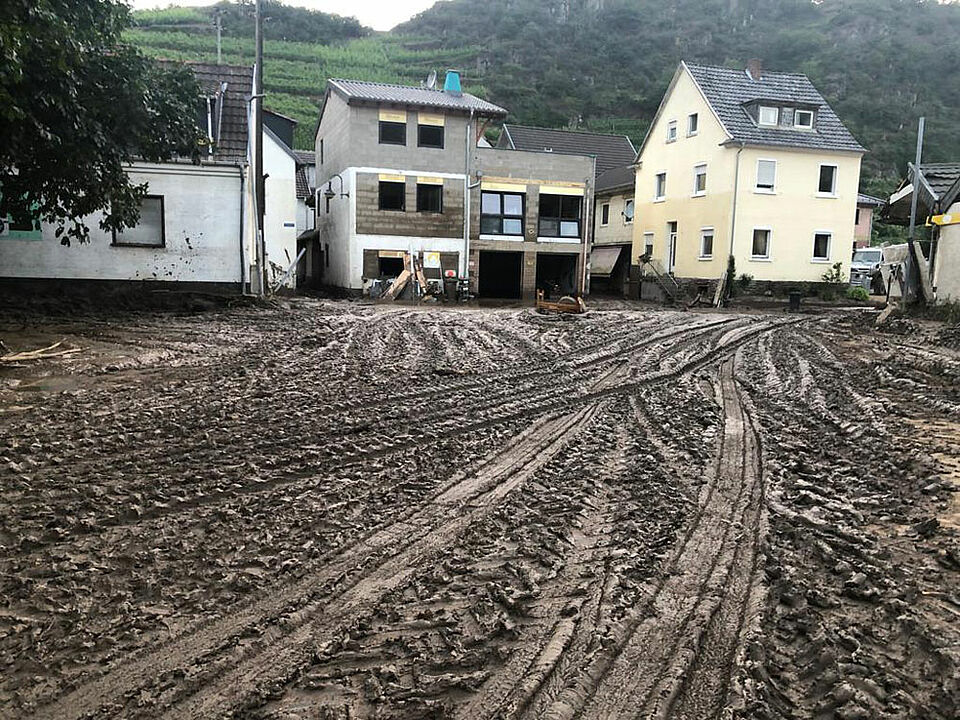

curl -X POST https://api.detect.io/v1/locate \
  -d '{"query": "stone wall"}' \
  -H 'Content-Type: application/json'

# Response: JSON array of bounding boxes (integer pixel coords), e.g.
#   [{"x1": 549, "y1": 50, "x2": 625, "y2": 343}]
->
[{"x1": 355, "y1": 173, "x2": 464, "y2": 238}]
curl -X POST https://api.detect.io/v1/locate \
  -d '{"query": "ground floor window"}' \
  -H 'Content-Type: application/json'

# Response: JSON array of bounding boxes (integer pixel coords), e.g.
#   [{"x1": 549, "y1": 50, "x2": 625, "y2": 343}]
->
[
  {"x1": 416, "y1": 183, "x2": 442, "y2": 213},
  {"x1": 813, "y1": 231, "x2": 831, "y2": 261},
  {"x1": 643, "y1": 231, "x2": 654, "y2": 257},
  {"x1": 481, "y1": 191, "x2": 524, "y2": 236},
  {"x1": 751, "y1": 228, "x2": 771, "y2": 259},
  {"x1": 538, "y1": 194, "x2": 581, "y2": 238},
  {"x1": 112, "y1": 195, "x2": 164, "y2": 247},
  {"x1": 379, "y1": 181, "x2": 405, "y2": 211},
  {"x1": 699, "y1": 228, "x2": 714, "y2": 259}
]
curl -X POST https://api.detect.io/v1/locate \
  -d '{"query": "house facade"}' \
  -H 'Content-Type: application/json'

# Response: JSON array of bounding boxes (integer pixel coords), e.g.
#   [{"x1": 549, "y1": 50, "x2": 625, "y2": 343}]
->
[
  {"x1": 592, "y1": 165, "x2": 636, "y2": 296},
  {"x1": 312, "y1": 75, "x2": 595, "y2": 299},
  {"x1": 854, "y1": 193, "x2": 883, "y2": 249},
  {"x1": 0, "y1": 63, "x2": 298, "y2": 294},
  {"x1": 886, "y1": 162, "x2": 960, "y2": 303},
  {"x1": 632, "y1": 61, "x2": 865, "y2": 293}
]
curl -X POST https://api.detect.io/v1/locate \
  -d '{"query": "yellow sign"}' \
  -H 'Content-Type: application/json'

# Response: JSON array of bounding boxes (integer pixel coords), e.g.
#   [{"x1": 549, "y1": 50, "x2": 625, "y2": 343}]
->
[
  {"x1": 540, "y1": 184, "x2": 585, "y2": 196},
  {"x1": 418, "y1": 112, "x2": 445, "y2": 127},
  {"x1": 378, "y1": 173, "x2": 406, "y2": 183},
  {"x1": 379, "y1": 250, "x2": 406, "y2": 258},
  {"x1": 378, "y1": 109, "x2": 407, "y2": 123},
  {"x1": 423, "y1": 252, "x2": 441, "y2": 268},
  {"x1": 417, "y1": 176, "x2": 444, "y2": 185},
  {"x1": 481, "y1": 181, "x2": 527, "y2": 193},
  {"x1": 931, "y1": 213, "x2": 960, "y2": 226}
]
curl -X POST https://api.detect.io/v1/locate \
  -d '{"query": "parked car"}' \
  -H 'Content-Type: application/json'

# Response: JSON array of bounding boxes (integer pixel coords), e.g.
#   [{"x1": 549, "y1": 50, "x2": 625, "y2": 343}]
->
[{"x1": 850, "y1": 247, "x2": 884, "y2": 293}]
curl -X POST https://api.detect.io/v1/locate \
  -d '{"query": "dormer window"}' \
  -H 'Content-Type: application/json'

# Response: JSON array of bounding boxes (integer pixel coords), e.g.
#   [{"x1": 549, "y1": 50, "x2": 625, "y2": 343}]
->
[
  {"x1": 758, "y1": 106, "x2": 779, "y2": 126},
  {"x1": 794, "y1": 109, "x2": 814, "y2": 129}
]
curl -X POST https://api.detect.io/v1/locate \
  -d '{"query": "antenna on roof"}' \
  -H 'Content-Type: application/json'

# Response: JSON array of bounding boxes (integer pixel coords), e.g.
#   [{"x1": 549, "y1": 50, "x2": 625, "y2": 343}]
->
[{"x1": 425, "y1": 70, "x2": 438, "y2": 90}]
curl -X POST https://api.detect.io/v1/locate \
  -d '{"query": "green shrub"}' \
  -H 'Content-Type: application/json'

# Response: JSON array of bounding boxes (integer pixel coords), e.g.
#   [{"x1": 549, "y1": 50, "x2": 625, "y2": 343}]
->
[
  {"x1": 821, "y1": 262, "x2": 846, "y2": 284},
  {"x1": 847, "y1": 286, "x2": 869, "y2": 302},
  {"x1": 737, "y1": 273, "x2": 753, "y2": 292}
]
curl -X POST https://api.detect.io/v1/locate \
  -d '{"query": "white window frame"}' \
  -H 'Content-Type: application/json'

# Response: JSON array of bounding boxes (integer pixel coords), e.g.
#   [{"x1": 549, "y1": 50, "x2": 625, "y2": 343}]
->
[
  {"x1": 751, "y1": 227, "x2": 772, "y2": 260},
  {"x1": 758, "y1": 106, "x2": 779, "y2": 126},
  {"x1": 642, "y1": 231, "x2": 654, "y2": 257},
  {"x1": 687, "y1": 113, "x2": 699, "y2": 136},
  {"x1": 600, "y1": 202, "x2": 610, "y2": 227},
  {"x1": 666, "y1": 120, "x2": 678, "y2": 143},
  {"x1": 699, "y1": 226, "x2": 714, "y2": 260},
  {"x1": 623, "y1": 198, "x2": 635, "y2": 224},
  {"x1": 755, "y1": 158, "x2": 777, "y2": 194},
  {"x1": 794, "y1": 109, "x2": 814, "y2": 129},
  {"x1": 693, "y1": 163, "x2": 707, "y2": 197},
  {"x1": 654, "y1": 172, "x2": 667, "y2": 202},
  {"x1": 812, "y1": 230, "x2": 832, "y2": 262},
  {"x1": 817, "y1": 163, "x2": 838, "y2": 197}
]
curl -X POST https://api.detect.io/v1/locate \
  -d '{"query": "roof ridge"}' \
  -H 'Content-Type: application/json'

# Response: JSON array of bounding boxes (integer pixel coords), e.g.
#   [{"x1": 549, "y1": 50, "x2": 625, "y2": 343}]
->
[
  {"x1": 505, "y1": 123, "x2": 633, "y2": 140},
  {"x1": 330, "y1": 77, "x2": 459, "y2": 93},
  {"x1": 685, "y1": 61, "x2": 810, "y2": 79}
]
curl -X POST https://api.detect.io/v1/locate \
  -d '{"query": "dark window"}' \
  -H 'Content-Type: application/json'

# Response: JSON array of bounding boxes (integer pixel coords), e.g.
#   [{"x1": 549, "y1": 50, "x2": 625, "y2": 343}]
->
[
  {"x1": 418, "y1": 124, "x2": 444, "y2": 148},
  {"x1": 379, "y1": 181, "x2": 406, "y2": 211},
  {"x1": 818, "y1": 165, "x2": 837, "y2": 194},
  {"x1": 112, "y1": 196, "x2": 164, "y2": 247},
  {"x1": 417, "y1": 184, "x2": 443, "y2": 213},
  {"x1": 855, "y1": 208, "x2": 861, "y2": 224},
  {"x1": 319, "y1": 139, "x2": 324, "y2": 165},
  {"x1": 480, "y1": 191, "x2": 524, "y2": 236},
  {"x1": 813, "y1": 232, "x2": 831, "y2": 260},
  {"x1": 538, "y1": 194, "x2": 581, "y2": 238},
  {"x1": 379, "y1": 121, "x2": 406, "y2": 145},
  {"x1": 752, "y1": 228, "x2": 771, "y2": 258},
  {"x1": 601, "y1": 203, "x2": 610, "y2": 225}
]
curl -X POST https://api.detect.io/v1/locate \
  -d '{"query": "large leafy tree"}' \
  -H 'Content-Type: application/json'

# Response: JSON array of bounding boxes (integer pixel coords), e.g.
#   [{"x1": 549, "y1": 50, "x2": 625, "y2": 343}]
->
[{"x1": 0, "y1": 0, "x2": 203, "y2": 245}]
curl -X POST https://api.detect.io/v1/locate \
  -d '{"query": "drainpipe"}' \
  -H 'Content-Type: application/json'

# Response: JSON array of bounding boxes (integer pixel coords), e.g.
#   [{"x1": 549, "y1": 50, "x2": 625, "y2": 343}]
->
[
  {"x1": 719, "y1": 141, "x2": 745, "y2": 306},
  {"x1": 580, "y1": 170, "x2": 594, "y2": 296},
  {"x1": 463, "y1": 108, "x2": 475, "y2": 282}
]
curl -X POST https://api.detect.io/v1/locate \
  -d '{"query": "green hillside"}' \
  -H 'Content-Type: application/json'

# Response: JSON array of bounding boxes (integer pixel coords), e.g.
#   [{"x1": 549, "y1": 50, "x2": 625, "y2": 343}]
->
[{"x1": 129, "y1": 0, "x2": 960, "y2": 195}]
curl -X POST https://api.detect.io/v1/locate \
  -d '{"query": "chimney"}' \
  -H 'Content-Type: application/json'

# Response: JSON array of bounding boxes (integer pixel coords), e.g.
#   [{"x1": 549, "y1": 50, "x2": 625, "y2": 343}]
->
[
  {"x1": 746, "y1": 58, "x2": 763, "y2": 81},
  {"x1": 443, "y1": 69, "x2": 462, "y2": 96}
]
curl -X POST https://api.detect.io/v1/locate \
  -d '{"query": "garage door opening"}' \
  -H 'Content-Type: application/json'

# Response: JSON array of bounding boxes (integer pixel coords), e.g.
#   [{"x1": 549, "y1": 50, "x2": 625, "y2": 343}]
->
[
  {"x1": 536, "y1": 253, "x2": 578, "y2": 298},
  {"x1": 478, "y1": 251, "x2": 522, "y2": 299}
]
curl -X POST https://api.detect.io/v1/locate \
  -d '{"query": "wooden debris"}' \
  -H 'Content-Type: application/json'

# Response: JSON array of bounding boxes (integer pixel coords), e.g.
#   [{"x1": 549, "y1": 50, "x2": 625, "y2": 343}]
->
[{"x1": 0, "y1": 340, "x2": 83, "y2": 363}]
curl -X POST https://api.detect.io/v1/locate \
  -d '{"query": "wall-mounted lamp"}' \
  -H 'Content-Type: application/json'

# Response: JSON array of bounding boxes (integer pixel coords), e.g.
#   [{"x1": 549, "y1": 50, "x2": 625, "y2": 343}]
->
[{"x1": 324, "y1": 173, "x2": 349, "y2": 200}]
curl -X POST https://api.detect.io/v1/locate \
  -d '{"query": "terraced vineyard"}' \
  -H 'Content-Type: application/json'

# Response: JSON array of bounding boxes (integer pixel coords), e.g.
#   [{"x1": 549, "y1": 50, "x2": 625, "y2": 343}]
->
[{"x1": 0, "y1": 301, "x2": 957, "y2": 719}]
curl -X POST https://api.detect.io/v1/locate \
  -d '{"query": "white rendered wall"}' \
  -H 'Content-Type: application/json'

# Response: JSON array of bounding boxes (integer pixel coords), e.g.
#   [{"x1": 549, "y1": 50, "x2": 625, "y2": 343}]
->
[
  {"x1": 0, "y1": 162, "x2": 243, "y2": 284},
  {"x1": 263, "y1": 132, "x2": 299, "y2": 288}
]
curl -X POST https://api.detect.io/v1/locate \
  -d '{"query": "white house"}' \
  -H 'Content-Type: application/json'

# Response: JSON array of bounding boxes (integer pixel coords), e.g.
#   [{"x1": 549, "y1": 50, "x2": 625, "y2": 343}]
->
[{"x1": 0, "y1": 62, "x2": 298, "y2": 294}]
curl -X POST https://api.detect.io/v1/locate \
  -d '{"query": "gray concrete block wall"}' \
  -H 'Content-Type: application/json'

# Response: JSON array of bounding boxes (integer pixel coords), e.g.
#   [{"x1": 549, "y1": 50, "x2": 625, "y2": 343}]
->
[{"x1": 354, "y1": 173, "x2": 464, "y2": 238}]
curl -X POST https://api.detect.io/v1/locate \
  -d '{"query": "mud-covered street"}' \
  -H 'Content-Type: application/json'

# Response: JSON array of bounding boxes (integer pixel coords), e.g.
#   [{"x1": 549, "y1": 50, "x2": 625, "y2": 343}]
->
[{"x1": 1, "y1": 300, "x2": 958, "y2": 719}]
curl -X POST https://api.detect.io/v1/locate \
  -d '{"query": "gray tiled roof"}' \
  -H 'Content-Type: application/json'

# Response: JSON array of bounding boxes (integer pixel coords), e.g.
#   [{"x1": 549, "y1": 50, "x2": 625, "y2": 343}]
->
[
  {"x1": 685, "y1": 63, "x2": 865, "y2": 153},
  {"x1": 857, "y1": 193, "x2": 884, "y2": 206},
  {"x1": 916, "y1": 163, "x2": 960, "y2": 200},
  {"x1": 295, "y1": 166, "x2": 312, "y2": 199},
  {"x1": 501, "y1": 125, "x2": 636, "y2": 176},
  {"x1": 293, "y1": 150, "x2": 315, "y2": 166},
  {"x1": 595, "y1": 165, "x2": 635, "y2": 194},
  {"x1": 185, "y1": 62, "x2": 253, "y2": 163},
  {"x1": 327, "y1": 79, "x2": 507, "y2": 117}
]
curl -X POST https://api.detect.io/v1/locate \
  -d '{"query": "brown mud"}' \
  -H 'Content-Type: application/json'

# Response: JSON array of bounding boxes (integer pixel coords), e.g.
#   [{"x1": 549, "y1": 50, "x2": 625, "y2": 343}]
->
[{"x1": 0, "y1": 299, "x2": 956, "y2": 719}]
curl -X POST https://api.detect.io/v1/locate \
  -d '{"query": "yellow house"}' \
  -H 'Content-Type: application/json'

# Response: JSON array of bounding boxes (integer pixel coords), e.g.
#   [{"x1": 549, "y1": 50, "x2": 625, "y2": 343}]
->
[{"x1": 632, "y1": 60, "x2": 865, "y2": 292}]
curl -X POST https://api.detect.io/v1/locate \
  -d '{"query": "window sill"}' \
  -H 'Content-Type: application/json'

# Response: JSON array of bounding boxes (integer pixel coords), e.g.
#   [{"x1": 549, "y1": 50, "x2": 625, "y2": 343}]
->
[
  {"x1": 698, "y1": 255, "x2": 713, "y2": 261},
  {"x1": 815, "y1": 193, "x2": 838, "y2": 199},
  {"x1": 479, "y1": 233, "x2": 523, "y2": 242},
  {"x1": 653, "y1": 197, "x2": 665, "y2": 203},
  {"x1": 691, "y1": 192, "x2": 706, "y2": 198},
  {"x1": 378, "y1": 208, "x2": 406, "y2": 213},
  {"x1": 687, "y1": 131, "x2": 699, "y2": 138},
  {"x1": 749, "y1": 256, "x2": 772, "y2": 262},
  {"x1": 599, "y1": 222, "x2": 609, "y2": 228},
  {"x1": 811, "y1": 258, "x2": 831, "y2": 263},
  {"x1": 538, "y1": 236, "x2": 583, "y2": 244},
  {"x1": 666, "y1": 138, "x2": 677, "y2": 144},
  {"x1": 112, "y1": 243, "x2": 165, "y2": 249},
  {"x1": 754, "y1": 189, "x2": 776, "y2": 195},
  {"x1": 417, "y1": 145, "x2": 444, "y2": 150}
]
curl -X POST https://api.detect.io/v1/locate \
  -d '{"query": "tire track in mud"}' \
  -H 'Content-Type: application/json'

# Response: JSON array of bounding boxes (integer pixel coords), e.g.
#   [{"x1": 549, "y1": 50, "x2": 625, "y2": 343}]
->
[
  {"x1": 26, "y1": 315, "x2": 792, "y2": 719},
  {"x1": 33, "y1": 403, "x2": 604, "y2": 720},
  {"x1": 530, "y1": 355, "x2": 766, "y2": 720}
]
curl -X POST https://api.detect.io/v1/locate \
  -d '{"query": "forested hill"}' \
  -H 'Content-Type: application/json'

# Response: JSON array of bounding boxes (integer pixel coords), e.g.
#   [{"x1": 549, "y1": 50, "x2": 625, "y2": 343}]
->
[{"x1": 129, "y1": 0, "x2": 960, "y2": 194}]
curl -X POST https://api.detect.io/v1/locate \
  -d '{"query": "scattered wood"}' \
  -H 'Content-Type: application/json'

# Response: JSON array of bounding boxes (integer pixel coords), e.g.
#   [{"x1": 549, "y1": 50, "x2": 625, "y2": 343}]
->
[
  {"x1": 383, "y1": 270, "x2": 411, "y2": 301},
  {"x1": 0, "y1": 340, "x2": 83, "y2": 363}
]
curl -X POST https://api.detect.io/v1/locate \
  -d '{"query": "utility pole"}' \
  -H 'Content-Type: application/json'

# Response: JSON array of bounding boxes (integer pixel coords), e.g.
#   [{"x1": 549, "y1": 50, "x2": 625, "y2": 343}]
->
[
  {"x1": 254, "y1": 0, "x2": 267, "y2": 295},
  {"x1": 907, "y1": 116, "x2": 926, "y2": 304}
]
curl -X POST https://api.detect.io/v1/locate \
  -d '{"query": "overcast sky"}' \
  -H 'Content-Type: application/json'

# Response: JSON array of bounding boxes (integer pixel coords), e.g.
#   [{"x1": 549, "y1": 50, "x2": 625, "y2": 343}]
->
[{"x1": 127, "y1": 1, "x2": 439, "y2": 32}]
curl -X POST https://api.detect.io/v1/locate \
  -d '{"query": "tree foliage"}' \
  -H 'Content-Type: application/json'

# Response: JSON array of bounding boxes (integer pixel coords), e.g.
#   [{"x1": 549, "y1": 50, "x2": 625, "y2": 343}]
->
[{"x1": 0, "y1": 0, "x2": 203, "y2": 245}]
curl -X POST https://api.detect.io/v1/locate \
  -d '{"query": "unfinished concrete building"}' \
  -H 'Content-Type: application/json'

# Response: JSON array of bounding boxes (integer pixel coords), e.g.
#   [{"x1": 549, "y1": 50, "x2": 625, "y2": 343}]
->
[{"x1": 310, "y1": 73, "x2": 595, "y2": 299}]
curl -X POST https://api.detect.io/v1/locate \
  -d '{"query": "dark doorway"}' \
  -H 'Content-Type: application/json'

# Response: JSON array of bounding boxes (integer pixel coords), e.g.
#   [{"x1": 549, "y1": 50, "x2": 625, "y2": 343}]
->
[
  {"x1": 536, "y1": 253, "x2": 578, "y2": 298},
  {"x1": 378, "y1": 256, "x2": 404, "y2": 277},
  {"x1": 296, "y1": 234, "x2": 322, "y2": 291},
  {"x1": 478, "y1": 251, "x2": 522, "y2": 298}
]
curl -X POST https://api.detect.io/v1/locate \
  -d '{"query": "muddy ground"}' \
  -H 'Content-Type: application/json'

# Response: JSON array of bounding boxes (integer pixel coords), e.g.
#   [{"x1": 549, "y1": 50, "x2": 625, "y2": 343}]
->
[{"x1": 0, "y1": 299, "x2": 957, "y2": 719}]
